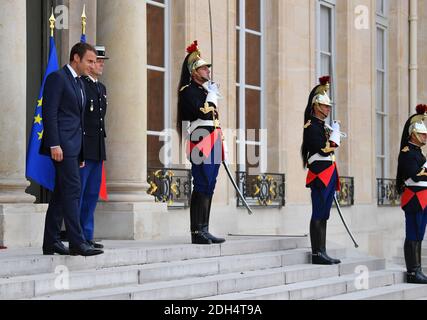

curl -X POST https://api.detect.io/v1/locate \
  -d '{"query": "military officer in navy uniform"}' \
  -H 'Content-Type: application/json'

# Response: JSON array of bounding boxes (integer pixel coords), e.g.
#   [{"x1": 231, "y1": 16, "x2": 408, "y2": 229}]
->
[
  {"x1": 301, "y1": 76, "x2": 344, "y2": 265},
  {"x1": 79, "y1": 46, "x2": 109, "y2": 249},
  {"x1": 177, "y1": 41, "x2": 225, "y2": 245},
  {"x1": 396, "y1": 104, "x2": 427, "y2": 284}
]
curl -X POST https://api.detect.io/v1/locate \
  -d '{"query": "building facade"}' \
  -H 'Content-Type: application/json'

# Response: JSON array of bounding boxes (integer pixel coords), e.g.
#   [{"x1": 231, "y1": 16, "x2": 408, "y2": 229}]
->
[{"x1": 0, "y1": 0, "x2": 426, "y2": 261}]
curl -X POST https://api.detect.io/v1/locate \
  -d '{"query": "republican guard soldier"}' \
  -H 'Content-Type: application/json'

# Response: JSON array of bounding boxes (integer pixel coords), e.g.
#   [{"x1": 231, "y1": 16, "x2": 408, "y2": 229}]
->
[
  {"x1": 177, "y1": 41, "x2": 226, "y2": 245},
  {"x1": 80, "y1": 45, "x2": 109, "y2": 249},
  {"x1": 396, "y1": 104, "x2": 427, "y2": 284},
  {"x1": 301, "y1": 76, "x2": 344, "y2": 265}
]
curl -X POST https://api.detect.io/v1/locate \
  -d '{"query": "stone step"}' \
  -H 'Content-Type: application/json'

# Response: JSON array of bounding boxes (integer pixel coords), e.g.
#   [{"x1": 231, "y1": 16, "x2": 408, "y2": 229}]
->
[
  {"x1": 198, "y1": 269, "x2": 403, "y2": 300},
  {"x1": 1, "y1": 247, "x2": 345, "y2": 300},
  {"x1": 0, "y1": 237, "x2": 308, "y2": 278},
  {"x1": 1, "y1": 265, "x2": 140, "y2": 300},
  {"x1": 139, "y1": 248, "x2": 340, "y2": 284},
  {"x1": 323, "y1": 283, "x2": 427, "y2": 300},
  {"x1": 31, "y1": 257, "x2": 383, "y2": 300}
]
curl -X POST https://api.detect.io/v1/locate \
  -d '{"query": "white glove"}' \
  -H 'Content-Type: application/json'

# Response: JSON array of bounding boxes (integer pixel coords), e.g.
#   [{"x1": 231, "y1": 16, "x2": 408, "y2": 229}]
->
[
  {"x1": 204, "y1": 81, "x2": 222, "y2": 106},
  {"x1": 423, "y1": 161, "x2": 427, "y2": 169},
  {"x1": 329, "y1": 121, "x2": 341, "y2": 146}
]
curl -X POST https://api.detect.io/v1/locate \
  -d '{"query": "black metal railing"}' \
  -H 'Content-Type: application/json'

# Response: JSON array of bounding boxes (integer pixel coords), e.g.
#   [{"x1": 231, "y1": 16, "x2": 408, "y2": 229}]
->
[
  {"x1": 336, "y1": 176, "x2": 354, "y2": 207},
  {"x1": 236, "y1": 172, "x2": 285, "y2": 209},
  {"x1": 377, "y1": 178, "x2": 400, "y2": 207},
  {"x1": 147, "y1": 168, "x2": 192, "y2": 209}
]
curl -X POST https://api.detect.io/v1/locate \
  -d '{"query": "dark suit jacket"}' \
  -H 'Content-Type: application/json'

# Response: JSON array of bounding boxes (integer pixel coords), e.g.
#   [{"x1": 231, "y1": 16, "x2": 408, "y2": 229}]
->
[
  {"x1": 82, "y1": 76, "x2": 107, "y2": 161},
  {"x1": 40, "y1": 66, "x2": 86, "y2": 158}
]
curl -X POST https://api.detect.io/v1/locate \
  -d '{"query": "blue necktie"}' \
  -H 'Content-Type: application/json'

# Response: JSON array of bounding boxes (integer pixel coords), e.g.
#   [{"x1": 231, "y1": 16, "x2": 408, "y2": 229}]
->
[{"x1": 76, "y1": 77, "x2": 84, "y2": 107}]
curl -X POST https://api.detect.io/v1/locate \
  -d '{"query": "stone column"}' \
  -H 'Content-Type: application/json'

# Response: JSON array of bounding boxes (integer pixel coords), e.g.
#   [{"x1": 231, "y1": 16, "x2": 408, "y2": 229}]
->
[
  {"x1": 0, "y1": 0, "x2": 34, "y2": 204},
  {"x1": 0, "y1": 0, "x2": 48, "y2": 248},
  {"x1": 94, "y1": 0, "x2": 167, "y2": 240},
  {"x1": 97, "y1": 0, "x2": 151, "y2": 202}
]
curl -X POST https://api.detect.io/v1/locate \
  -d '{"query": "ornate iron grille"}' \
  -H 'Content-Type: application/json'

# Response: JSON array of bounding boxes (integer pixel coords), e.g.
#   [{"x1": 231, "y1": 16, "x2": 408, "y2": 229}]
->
[
  {"x1": 377, "y1": 178, "x2": 400, "y2": 207},
  {"x1": 147, "y1": 168, "x2": 192, "y2": 209},
  {"x1": 236, "y1": 172, "x2": 285, "y2": 209},
  {"x1": 336, "y1": 176, "x2": 354, "y2": 207}
]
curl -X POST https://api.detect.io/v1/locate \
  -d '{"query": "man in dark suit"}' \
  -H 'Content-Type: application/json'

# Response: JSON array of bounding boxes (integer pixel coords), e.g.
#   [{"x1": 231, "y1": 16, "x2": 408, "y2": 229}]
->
[
  {"x1": 79, "y1": 46, "x2": 109, "y2": 249},
  {"x1": 40, "y1": 42, "x2": 104, "y2": 256}
]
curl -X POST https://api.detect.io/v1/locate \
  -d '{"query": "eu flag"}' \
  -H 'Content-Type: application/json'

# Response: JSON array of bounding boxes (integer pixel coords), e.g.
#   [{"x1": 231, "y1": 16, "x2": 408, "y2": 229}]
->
[{"x1": 25, "y1": 36, "x2": 59, "y2": 191}]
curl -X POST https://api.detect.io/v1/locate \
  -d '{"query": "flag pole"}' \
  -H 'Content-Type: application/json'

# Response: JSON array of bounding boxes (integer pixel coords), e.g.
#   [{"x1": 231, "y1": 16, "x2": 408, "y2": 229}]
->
[
  {"x1": 208, "y1": 0, "x2": 213, "y2": 80},
  {"x1": 49, "y1": 7, "x2": 55, "y2": 37},
  {"x1": 81, "y1": 4, "x2": 87, "y2": 39}
]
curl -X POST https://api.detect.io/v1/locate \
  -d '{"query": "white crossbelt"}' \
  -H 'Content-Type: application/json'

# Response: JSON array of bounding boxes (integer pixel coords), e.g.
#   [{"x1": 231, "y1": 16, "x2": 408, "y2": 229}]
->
[
  {"x1": 405, "y1": 178, "x2": 427, "y2": 188},
  {"x1": 308, "y1": 153, "x2": 334, "y2": 165},
  {"x1": 187, "y1": 120, "x2": 217, "y2": 134}
]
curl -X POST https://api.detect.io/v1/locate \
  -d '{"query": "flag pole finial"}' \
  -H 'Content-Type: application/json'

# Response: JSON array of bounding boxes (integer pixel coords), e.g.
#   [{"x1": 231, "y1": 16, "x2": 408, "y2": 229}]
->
[
  {"x1": 81, "y1": 4, "x2": 87, "y2": 36},
  {"x1": 49, "y1": 7, "x2": 56, "y2": 37}
]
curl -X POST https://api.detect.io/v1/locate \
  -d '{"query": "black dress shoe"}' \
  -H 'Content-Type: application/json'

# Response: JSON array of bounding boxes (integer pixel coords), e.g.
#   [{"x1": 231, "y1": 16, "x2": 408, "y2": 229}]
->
[
  {"x1": 69, "y1": 243, "x2": 104, "y2": 256},
  {"x1": 87, "y1": 240, "x2": 104, "y2": 249},
  {"x1": 43, "y1": 242, "x2": 70, "y2": 255}
]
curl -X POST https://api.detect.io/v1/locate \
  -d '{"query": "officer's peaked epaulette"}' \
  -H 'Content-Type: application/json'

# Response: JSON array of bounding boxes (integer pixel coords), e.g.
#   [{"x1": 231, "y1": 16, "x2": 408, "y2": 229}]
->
[{"x1": 401, "y1": 146, "x2": 410, "y2": 153}]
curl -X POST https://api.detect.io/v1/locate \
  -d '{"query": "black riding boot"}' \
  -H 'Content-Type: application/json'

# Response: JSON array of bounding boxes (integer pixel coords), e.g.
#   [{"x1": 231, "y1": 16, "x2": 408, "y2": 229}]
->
[
  {"x1": 190, "y1": 192, "x2": 212, "y2": 245},
  {"x1": 310, "y1": 219, "x2": 336, "y2": 265},
  {"x1": 405, "y1": 239, "x2": 427, "y2": 284},
  {"x1": 201, "y1": 195, "x2": 225, "y2": 244},
  {"x1": 319, "y1": 219, "x2": 341, "y2": 264}
]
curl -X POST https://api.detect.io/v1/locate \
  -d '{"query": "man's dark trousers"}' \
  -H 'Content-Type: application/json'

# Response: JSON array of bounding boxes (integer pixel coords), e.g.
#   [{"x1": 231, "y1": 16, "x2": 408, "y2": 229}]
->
[{"x1": 44, "y1": 157, "x2": 87, "y2": 247}]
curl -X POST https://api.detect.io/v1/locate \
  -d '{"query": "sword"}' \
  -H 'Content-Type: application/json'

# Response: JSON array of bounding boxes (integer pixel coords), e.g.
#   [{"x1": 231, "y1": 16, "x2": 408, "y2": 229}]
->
[
  {"x1": 333, "y1": 194, "x2": 359, "y2": 248},
  {"x1": 223, "y1": 159, "x2": 253, "y2": 215},
  {"x1": 208, "y1": 0, "x2": 214, "y2": 79}
]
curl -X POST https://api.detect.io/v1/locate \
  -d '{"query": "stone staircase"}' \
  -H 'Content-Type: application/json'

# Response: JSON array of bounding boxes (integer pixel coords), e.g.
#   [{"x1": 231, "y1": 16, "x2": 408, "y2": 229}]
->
[{"x1": 0, "y1": 236, "x2": 425, "y2": 300}]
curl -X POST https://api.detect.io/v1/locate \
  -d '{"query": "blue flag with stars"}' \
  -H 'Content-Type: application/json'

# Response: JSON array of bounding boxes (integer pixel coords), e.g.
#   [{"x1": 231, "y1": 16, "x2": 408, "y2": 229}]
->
[{"x1": 25, "y1": 36, "x2": 59, "y2": 191}]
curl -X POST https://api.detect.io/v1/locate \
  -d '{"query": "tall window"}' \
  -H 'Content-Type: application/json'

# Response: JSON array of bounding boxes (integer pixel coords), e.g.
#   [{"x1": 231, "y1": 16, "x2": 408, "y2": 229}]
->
[
  {"x1": 236, "y1": 0, "x2": 265, "y2": 172},
  {"x1": 375, "y1": 0, "x2": 388, "y2": 178},
  {"x1": 146, "y1": 0, "x2": 170, "y2": 168},
  {"x1": 316, "y1": 0, "x2": 336, "y2": 118}
]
